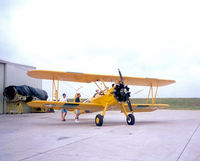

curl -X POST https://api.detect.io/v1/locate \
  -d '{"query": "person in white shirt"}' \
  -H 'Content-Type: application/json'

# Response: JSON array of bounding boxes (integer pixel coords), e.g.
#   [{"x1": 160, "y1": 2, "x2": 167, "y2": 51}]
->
[{"x1": 60, "y1": 93, "x2": 67, "y2": 121}]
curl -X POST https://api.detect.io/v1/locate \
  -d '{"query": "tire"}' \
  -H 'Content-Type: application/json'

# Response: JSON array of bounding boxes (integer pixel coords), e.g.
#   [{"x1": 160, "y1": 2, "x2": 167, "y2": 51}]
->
[
  {"x1": 126, "y1": 114, "x2": 135, "y2": 125},
  {"x1": 95, "y1": 114, "x2": 103, "y2": 126}
]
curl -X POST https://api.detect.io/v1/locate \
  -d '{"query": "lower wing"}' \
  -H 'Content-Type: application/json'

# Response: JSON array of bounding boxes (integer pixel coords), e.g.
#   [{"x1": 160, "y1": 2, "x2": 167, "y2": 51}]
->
[
  {"x1": 27, "y1": 101, "x2": 168, "y2": 113},
  {"x1": 109, "y1": 104, "x2": 168, "y2": 112},
  {"x1": 27, "y1": 101, "x2": 104, "y2": 113}
]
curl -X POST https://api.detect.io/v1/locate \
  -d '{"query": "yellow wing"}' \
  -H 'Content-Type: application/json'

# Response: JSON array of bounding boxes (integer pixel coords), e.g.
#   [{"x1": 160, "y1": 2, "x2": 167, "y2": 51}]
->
[
  {"x1": 109, "y1": 103, "x2": 168, "y2": 112},
  {"x1": 27, "y1": 101, "x2": 104, "y2": 113},
  {"x1": 27, "y1": 101, "x2": 168, "y2": 113},
  {"x1": 27, "y1": 70, "x2": 175, "y2": 87}
]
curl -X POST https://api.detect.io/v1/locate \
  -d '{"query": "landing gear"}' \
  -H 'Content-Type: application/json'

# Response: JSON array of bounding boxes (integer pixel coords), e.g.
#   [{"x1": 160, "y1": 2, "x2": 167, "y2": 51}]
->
[
  {"x1": 95, "y1": 114, "x2": 104, "y2": 126},
  {"x1": 126, "y1": 114, "x2": 135, "y2": 125}
]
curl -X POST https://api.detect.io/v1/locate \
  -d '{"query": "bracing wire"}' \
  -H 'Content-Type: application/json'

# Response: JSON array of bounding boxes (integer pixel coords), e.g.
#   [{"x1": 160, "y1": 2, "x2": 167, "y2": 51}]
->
[{"x1": 62, "y1": 81, "x2": 92, "y2": 98}]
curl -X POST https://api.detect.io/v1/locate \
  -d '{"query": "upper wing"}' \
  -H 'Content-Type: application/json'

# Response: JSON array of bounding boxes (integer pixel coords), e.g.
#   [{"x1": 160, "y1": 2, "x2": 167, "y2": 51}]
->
[{"x1": 27, "y1": 70, "x2": 175, "y2": 87}]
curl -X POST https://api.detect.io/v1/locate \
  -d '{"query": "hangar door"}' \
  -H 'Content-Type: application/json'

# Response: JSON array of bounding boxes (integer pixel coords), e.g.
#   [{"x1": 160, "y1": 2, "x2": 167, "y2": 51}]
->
[{"x1": 0, "y1": 63, "x2": 4, "y2": 114}]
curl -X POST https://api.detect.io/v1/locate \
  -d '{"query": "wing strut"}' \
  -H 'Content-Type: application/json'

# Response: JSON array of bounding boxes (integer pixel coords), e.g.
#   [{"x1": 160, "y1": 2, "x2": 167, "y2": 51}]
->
[
  {"x1": 94, "y1": 82, "x2": 103, "y2": 91},
  {"x1": 52, "y1": 79, "x2": 59, "y2": 102},
  {"x1": 146, "y1": 84, "x2": 159, "y2": 104},
  {"x1": 101, "y1": 79, "x2": 109, "y2": 91}
]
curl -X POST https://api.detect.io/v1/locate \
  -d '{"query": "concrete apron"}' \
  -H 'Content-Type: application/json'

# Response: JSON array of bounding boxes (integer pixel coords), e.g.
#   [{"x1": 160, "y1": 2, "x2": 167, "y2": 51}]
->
[{"x1": 0, "y1": 110, "x2": 200, "y2": 161}]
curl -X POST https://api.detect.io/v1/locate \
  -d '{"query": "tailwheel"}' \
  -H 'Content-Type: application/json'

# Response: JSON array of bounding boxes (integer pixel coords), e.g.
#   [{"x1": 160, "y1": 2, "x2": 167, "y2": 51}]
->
[
  {"x1": 95, "y1": 114, "x2": 103, "y2": 126},
  {"x1": 126, "y1": 114, "x2": 135, "y2": 125}
]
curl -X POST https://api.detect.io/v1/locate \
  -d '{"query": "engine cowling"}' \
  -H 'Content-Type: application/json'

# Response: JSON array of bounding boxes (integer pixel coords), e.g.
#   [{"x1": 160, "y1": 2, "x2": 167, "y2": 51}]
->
[{"x1": 113, "y1": 83, "x2": 131, "y2": 102}]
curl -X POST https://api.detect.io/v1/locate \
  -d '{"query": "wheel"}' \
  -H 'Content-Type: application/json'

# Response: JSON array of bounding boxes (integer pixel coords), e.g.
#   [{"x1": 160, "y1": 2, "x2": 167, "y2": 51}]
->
[
  {"x1": 95, "y1": 114, "x2": 103, "y2": 126},
  {"x1": 126, "y1": 114, "x2": 135, "y2": 125}
]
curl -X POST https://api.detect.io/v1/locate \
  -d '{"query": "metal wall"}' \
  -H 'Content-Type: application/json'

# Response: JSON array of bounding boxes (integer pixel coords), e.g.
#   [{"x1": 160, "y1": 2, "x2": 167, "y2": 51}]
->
[
  {"x1": 0, "y1": 63, "x2": 5, "y2": 114},
  {"x1": 5, "y1": 63, "x2": 41, "y2": 88}
]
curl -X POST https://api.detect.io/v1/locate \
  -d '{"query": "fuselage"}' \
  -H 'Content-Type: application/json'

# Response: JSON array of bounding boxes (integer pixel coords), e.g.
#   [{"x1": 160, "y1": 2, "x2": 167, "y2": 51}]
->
[{"x1": 89, "y1": 86, "x2": 118, "y2": 106}]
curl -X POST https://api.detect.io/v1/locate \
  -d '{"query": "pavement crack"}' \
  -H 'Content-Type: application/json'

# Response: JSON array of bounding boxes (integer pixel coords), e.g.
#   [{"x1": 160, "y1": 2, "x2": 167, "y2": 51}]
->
[
  {"x1": 19, "y1": 135, "x2": 98, "y2": 161},
  {"x1": 19, "y1": 127, "x2": 120, "y2": 161},
  {"x1": 176, "y1": 122, "x2": 200, "y2": 161}
]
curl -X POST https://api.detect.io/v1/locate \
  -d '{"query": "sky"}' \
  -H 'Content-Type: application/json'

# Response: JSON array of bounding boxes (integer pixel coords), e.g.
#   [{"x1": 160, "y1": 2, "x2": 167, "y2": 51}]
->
[{"x1": 0, "y1": 0, "x2": 200, "y2": 98}]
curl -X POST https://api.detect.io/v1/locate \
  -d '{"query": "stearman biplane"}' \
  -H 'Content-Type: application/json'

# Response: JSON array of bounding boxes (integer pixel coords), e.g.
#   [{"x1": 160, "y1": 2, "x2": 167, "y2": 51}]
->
[{"x1": 27, "y1": 70, "x2": 175, "y2": 126}]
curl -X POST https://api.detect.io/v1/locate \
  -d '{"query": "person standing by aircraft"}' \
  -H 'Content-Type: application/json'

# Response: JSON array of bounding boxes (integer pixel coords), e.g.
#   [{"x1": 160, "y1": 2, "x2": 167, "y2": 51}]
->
[
  {"x1": 60, "y1": 93, "x2": 67, "y2": 121},
  {"x1": 75, "y1": 93, "x2": 81, "y2": 123}
]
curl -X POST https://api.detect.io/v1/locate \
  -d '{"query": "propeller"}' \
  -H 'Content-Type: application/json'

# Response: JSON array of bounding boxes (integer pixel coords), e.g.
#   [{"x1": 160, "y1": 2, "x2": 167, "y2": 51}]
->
[
  {"x1": 113, "y1": 69, "x2": 133, "y2": 113},
  {"x1": 118, "y1": 69, "x2": 124, "y2": 85}
]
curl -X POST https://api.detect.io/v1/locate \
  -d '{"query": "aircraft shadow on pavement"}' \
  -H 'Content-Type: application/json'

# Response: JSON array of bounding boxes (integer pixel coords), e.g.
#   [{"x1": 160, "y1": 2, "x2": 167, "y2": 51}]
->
[{"x1": 34, "y1": 118, "x2": 178, "y2": 127}]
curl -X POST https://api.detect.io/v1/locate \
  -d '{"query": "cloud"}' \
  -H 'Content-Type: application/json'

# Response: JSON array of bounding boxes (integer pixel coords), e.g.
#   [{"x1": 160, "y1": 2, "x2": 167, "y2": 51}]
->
[{"x1": 0, "y1": 0, "x2": 200, "y2": 98}]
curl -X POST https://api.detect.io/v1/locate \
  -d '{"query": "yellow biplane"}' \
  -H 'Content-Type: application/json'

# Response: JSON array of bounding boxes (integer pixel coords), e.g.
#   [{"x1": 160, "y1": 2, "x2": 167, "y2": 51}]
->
[{"x1": 27, "y1": 69, "x2": 175, "y2": 126}]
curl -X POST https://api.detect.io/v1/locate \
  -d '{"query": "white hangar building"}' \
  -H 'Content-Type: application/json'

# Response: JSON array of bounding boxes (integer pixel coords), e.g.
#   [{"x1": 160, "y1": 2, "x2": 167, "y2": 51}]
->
[{"x1": 0, "y1": 59, "x2": 42, "y2": 114}]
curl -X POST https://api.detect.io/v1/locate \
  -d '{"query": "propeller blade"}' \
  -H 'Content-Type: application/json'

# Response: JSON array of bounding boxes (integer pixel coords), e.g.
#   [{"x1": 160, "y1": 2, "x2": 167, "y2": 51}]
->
[{"x1": 118, "y1": 69, "x2": 124, "y2": 85}]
